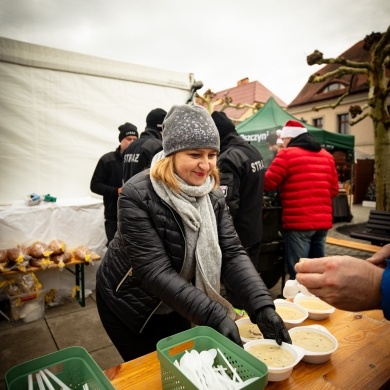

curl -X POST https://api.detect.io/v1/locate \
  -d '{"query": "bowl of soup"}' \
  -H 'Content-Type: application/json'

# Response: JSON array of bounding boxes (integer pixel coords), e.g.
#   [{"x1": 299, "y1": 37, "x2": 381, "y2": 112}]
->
[
  {"x1": 274, "y1": 298, "x2": 309, "y2": 329},
  {"x1": 293, "y1": 293, "x2": 335, "y2": 320},
  {"x1": 288, "y1": 325, "x2": 338, "y2": 364},
  {"x1": 236, "y1": 317, "x2": 263, "y2": 343},
  {"x1": 244, "y1": 339, "x2": 305, "y2": 381}
]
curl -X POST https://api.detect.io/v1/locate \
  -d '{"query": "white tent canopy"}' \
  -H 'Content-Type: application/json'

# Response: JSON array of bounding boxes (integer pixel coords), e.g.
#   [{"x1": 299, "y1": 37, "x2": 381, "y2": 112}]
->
[{"x1": 0, "y1": 37, "x2": 193, "y2": 203}]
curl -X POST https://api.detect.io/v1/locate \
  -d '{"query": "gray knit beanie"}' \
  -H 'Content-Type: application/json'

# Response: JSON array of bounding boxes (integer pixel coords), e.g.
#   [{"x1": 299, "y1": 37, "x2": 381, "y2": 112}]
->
[{"x1": 162, "y1": 104, "x2": 220, "y2": 156}]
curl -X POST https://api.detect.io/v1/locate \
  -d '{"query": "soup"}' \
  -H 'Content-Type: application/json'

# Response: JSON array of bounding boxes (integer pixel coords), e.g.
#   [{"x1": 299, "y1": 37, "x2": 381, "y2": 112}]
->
[
  {"x1": 298, "y1": 299, "x2": 333, "y2": 311},
  {"x1": 238, "y1": 322, "x2": 263, "y2": 340},
  {"x1": 276, "y1": 306, "x2": 305, "y2": 320},
  {"x1": 291, "y1": 330, "x2": 335, "y2": 352},
  {"x1": 246, "y1": 344, "x2": 295, "y2": 368}
]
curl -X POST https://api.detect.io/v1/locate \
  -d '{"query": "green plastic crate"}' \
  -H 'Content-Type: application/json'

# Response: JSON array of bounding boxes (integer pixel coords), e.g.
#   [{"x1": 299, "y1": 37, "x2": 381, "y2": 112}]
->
[
  {"x1": 157, "y1": 326, "x2": 268, "y2": 390},
  {"x1": 5, "y1": 346, "x2": 114, "y2": 390}
]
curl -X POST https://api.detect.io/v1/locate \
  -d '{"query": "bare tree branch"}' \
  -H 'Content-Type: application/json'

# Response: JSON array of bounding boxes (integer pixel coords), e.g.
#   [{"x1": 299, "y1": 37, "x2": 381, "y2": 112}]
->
[
  {"x1": 306, "y1": 28, "x2": 390, "y2": 210},
  {"x1": 312, "y1": 91, "x2": 350, "y2": 111},
  {"x1": 307, "y1": 50, "x2": 371, "y2": 70},
  {"x1": 312, "y1": 75, "x2": 357, "y2": 111},
  {"x1": 309, "y1": 67, "x2": 367, "y2": 83},
  {"x1": 350, "y1": 112, "x2": 371, "y2": 125},
  {"x1": 196, "y1": 90, "x2": 263, "y2": 115},
  {"x1": 373, "y1": 25, "x2": 390, "y2": 61}
]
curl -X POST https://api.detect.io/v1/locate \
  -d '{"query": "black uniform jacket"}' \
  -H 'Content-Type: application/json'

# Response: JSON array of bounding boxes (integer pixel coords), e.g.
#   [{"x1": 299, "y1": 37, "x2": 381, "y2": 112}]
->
[
  {"x1": 90, "y1": 146, "x2": 122, "y2": 221},
  {"x1": 122, "y1": 127, "x2": 162, "y2": 183},
  {"x1": 218, "y1": 133, "x2": 265, "y2": 247}
]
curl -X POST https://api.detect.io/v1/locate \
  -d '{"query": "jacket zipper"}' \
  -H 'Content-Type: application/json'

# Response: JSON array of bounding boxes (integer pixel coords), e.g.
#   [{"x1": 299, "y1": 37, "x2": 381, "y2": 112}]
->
[
  {"x1": 139, "y1": 200, "x2": 187, "y2": 333},
  {"x1": 115, "y1": 267, "x2": 132, "y2": 293}
]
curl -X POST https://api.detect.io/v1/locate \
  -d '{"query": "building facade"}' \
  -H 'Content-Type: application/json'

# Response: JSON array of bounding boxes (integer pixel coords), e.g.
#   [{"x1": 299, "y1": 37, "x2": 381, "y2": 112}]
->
[{"x1": 286, "y1": 38, "x2": 384, "y2": 159}]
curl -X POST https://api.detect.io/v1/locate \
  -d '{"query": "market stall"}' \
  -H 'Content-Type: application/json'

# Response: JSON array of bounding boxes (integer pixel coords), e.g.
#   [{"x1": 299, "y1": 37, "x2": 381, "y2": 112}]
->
[
  {"x1": 237, "y1": 97, "x2": 355, "y2": 222},
  {"x1": 0, "y1": 196, "x2": 106, "y2": 293},
  {"x1": 236, "y1": 97, "x2": 355, "y2": 164}
]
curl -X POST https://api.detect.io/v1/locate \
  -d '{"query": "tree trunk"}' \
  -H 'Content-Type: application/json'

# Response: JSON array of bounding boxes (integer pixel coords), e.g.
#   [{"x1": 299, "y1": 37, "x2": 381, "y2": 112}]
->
[{"x1": 372, "y1": 99, "x2": 390, "y2": 211}]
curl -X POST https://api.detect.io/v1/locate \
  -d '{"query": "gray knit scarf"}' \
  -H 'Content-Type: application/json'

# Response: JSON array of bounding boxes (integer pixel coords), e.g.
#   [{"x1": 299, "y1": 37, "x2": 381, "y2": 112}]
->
[{"x1": 150, "y1": 151, "x2": 236, "y2": 320}]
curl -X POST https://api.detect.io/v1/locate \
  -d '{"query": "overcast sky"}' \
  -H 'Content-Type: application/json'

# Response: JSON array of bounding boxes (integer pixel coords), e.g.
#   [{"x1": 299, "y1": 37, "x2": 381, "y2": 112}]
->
[{"x1": 0, "y1": 0, "x2": 389, "y2": 104}]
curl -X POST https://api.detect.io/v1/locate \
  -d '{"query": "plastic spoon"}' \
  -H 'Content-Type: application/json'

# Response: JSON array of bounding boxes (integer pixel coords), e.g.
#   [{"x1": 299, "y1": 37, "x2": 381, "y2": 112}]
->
[
  {"x1": 35, "y1": 373, "x2": 45, "y2": 390},
  {"x1": 43, "y1": 368, "x2": 71, "y2": 390},
  {"x1": 179, "y1": 351, "x2": 204, "y2": 389},
  {"x1": 208, "y1": 348, "x2": 218, "y2": 360},
  {"x1": 216, "y1": 348, "x2": 243, "y2": 383},
  {"x1": 189, "y1": 350, "x2": 209, "y2": 389},
  {"x1": 39, "y1": 370, "x2": 55, "y2": 390},
  {"x1": 199, "y1": 350, "x2": 221, "y2": 388}
]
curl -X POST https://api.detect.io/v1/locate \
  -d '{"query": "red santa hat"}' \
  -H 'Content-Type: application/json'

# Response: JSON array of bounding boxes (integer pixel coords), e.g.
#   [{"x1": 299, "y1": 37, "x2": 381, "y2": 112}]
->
[{"x1": 280, "y1": 120, "x2": 307, "y2": 138}]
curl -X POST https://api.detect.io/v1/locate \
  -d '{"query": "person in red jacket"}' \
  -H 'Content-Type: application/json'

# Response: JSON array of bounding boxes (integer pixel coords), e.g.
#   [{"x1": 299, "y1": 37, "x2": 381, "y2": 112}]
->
[{"x1": 264, "y1": 120, "x2": 339, "y2": 280}]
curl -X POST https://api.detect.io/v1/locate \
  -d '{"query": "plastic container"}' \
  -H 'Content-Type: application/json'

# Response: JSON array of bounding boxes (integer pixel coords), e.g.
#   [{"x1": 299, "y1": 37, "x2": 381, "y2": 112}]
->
[
  {"x1": 244, "y1": 339, "x2": 305, "y2": 382},
  {"x1": 288, "y1": 324, "x2": 338, "y2": 364},
  {"x1": 7, "y1": 289, "x2": 46, "y2": 323},
  {"x1": 274, "y1": 298, "x2": 309, "y2": 329},
  {"x1": 5, "y1": 346, "x2": 114, "y2": 390},
  {"x1": 293, "y1": 293, "x2": 335, "y2": 320},
  {"x1": 236, "y1": 317, "x2": 263, "y2": 343},
  {"x1": 157, "y1": 326, "x2": 268, "y2": 390}
]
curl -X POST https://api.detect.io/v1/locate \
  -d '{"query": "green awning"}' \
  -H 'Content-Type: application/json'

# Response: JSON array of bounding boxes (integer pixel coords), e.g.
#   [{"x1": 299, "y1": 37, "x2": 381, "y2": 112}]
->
[{"x1": 236, "y1": 97, "x2": 355, "y2": 162}]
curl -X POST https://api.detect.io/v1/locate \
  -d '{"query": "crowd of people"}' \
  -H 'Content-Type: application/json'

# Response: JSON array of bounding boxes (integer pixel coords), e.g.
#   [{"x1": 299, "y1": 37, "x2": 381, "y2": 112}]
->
[{"x1": 90, "y1": 103, "x2": 389, "y2": 362}]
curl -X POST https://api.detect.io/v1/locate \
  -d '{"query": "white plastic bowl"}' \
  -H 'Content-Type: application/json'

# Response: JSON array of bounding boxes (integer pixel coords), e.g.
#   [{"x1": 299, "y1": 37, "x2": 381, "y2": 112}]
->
[
  {"x1": 244, "y1": 339, "x2": 305, "y2": 381},
  {"x1": 288, "y1": 324, "x2": 338, "y2": 364},
  {"x1": 273, "y1": 298, "x2": 309, "y2": 329},
  {"x1": 236, "y1": 317, "x2": 263, "y2": 343},
  {"x1": 293, "y1": 293, "x2": 335, "y2": 320}
]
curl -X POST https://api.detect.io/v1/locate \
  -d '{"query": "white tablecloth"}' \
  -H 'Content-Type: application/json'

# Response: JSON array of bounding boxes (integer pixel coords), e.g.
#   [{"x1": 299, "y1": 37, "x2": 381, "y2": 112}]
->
[{"x1": 0, "y1": 196, "x2": 106, "y2": 290}]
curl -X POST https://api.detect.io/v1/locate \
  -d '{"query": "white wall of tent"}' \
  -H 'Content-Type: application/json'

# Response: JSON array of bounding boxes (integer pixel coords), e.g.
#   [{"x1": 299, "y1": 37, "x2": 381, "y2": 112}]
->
[{"x1": 0, "y1": 37, "x2": 194, "y2": 203}]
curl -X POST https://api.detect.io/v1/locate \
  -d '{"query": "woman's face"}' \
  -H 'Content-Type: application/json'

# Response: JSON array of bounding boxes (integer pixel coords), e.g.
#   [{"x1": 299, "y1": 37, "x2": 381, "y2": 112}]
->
[{"x1": 173, "y1": 148, "x2": 217, "y2": 186}]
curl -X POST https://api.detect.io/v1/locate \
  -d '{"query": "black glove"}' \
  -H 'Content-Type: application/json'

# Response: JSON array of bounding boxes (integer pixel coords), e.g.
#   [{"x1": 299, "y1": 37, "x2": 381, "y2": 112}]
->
[
  {"x1": 256, "y1": 306, "x2": 292, "y2": 345},
  {"x1": 215, "y1": 316, "x2": 243, "y2": 348}
]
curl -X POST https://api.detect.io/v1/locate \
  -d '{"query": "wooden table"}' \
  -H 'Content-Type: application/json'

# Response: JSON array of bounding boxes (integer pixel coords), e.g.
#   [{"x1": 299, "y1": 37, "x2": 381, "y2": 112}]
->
[
  {"x1": 0, "y1": 196, "x2": 106, "y2": 304},
  {"x1": 0, "y1": 259, "x2": 98, "y2": 307},
  {"x1": 105, "y1": 309, "x2": 390, "y2": 390}
]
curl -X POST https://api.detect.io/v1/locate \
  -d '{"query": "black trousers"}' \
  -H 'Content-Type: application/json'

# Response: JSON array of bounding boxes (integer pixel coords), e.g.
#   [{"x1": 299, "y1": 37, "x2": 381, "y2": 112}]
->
[{"x1": 96, "y1": 289, "x2": 191, "y2": 362}]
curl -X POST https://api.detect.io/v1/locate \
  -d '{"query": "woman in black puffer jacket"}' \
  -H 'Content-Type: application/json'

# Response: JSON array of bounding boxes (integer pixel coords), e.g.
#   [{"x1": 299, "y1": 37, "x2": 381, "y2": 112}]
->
[{"x1": 96, "y1": 104, "x2": 291, "y2": 362}]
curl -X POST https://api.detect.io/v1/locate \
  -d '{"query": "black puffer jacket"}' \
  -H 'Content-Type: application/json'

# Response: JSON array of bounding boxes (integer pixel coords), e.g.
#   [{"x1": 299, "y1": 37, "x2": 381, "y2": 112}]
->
[{"x1": 96, "y1": 171, "x2": 274, "y2": 334}]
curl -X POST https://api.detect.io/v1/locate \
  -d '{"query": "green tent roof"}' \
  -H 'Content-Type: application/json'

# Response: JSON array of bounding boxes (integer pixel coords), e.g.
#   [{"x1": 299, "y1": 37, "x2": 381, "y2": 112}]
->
[{"x1": 236, "y1": 97, "x2": 355, "y2": 162}]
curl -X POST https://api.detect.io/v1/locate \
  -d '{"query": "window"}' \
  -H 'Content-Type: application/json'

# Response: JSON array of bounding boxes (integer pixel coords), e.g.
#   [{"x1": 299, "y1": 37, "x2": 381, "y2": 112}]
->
[
  {"x1": 322, "y1": 82, "x2": 345, "y2": 93},
  {"x1": 313, "y1": 118, "x2": 323, "y2": 128},
  {"x1": 338, "y1": 113, "x2": 350, "y2": 134}
]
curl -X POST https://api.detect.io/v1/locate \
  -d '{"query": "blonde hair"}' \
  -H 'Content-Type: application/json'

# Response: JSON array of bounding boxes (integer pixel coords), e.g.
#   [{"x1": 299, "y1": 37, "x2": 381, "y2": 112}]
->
[{"x1": 151, "y1": 154, "x2": 220, "y2": 193}]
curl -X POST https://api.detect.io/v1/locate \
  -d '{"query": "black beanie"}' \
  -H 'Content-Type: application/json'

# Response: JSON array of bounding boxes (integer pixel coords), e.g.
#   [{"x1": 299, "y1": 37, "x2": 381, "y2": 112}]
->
[
  {"x1": 211, "y1": 111, "x2": 236, "y2": 139},
  {"x1": 118, "y1": 122, "x2": 138, "y2": 142},
  {"x1": 146, "y1": 108, "x2": 167, "y2": 129}
]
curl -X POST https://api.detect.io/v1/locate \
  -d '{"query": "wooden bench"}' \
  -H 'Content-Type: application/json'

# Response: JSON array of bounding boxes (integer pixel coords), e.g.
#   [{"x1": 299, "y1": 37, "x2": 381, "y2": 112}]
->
[
  {"x1": 326, "y1": 236, "x2": 381, "y2": 253},
  {"x1": 350, "y1": 210, "x2": 390, "y2": 246}
]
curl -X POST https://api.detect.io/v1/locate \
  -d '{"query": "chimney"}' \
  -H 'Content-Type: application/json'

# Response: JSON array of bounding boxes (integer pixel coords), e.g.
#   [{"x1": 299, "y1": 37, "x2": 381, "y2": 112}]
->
[{"x1": 237, "y1": 77, "x2": 249, "y2": 86}]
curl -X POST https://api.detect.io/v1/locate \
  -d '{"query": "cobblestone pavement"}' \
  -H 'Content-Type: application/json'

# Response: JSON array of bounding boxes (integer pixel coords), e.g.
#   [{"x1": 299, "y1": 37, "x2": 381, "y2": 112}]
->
[{"x1": 326, "y1": 203, "x2": 373, "y2": 259}]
